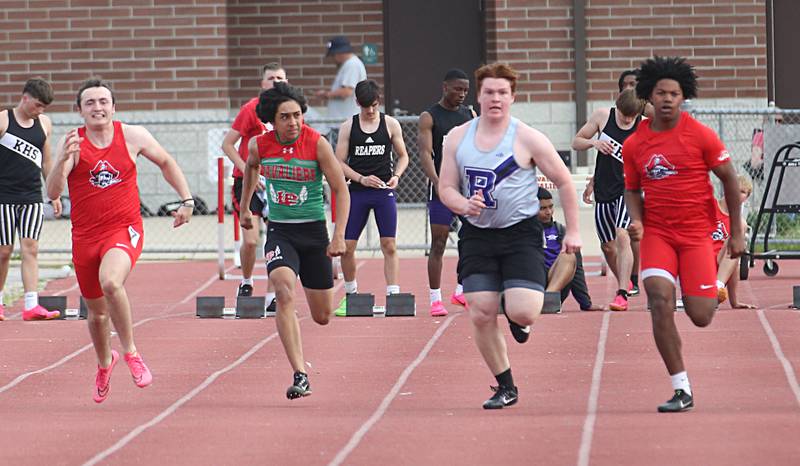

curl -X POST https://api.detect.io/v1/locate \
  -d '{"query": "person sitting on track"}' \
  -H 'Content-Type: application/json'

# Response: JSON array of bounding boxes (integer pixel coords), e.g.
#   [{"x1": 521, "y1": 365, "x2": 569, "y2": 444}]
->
[
  {"x1": 332, "y1": 79, "x2": 409, "y2": 316},
  {"x1": 239, "y1": 82, "x2": 349, "y2": 400},
  {"x1": 535, "y1": 187, "x2": 603, "y2": 312},
  {"x1": 47, "y1": 78, "x2": 194, "y2": 403},
  {"x1": 623, "y1": 56, "x2": 745, "y2": 413},
  {"x1": 712, "y1": 174, "x2": 755, "y2": 309}
]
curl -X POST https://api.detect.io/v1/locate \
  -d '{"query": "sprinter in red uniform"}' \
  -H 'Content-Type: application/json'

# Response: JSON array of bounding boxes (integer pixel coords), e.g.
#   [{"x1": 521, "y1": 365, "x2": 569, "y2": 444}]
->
[
  {"x1": 623, "y1": 57, "x2": 744, "y2": 413},
  {"x1": 46, "y1": 78, "x2": 194, "y2": 403}
]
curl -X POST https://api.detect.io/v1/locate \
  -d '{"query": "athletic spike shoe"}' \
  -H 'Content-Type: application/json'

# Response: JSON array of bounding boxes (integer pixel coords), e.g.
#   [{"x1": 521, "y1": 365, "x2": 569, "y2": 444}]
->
[
  {"x1": 500, "y1": 294, "x2": 530, "y2": 344},
  {"x1": 334, "y1": 296, "x2": 347, "y2": 317},
  {"x1": 450, "y1": 292, "x2": 467, "y2": 307},
  {"x1": 22, "y1": 304, "x2": 60, "y2": 320},
  {"x1": 237, "y1": 283, "x2": 254, "y2": 297},
  {"x1": 608, "y1": 294, "x2": 629, "y2": 312},
  {"x1": 657, "y1": 389, "x2": 694, "y2": 413},
  {"x1": 124, "y1": 352, "x2": 153, "y2": 388},
  {"x1": 628, "y1": 282, "x2": 640, "y2": 297},
  {"x1": 93, "y1": 350, "x2": 119, "y2": 403},
  {"x1": 482, "y1": 385, "x2": 518, "y2": 409},
  {"x1": 265, "y1": 298, "x2": 277, "y2": 317},
  {"x1": 430, "y1": 300, "x2": 448, "y2": 317},
  {"x1": 0, "y1": 304, "x2": 5, "y2": 321},
  {"x1": 286, "y1": 371, "x2": 312, "y2": 399},
  {"x1": 717, "y1": 287, "x2": 728, "y2": 304}
]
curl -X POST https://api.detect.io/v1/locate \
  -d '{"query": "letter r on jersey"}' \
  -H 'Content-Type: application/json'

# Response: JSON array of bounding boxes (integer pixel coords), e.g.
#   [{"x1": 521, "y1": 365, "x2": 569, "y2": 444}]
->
[{"x1": 465, "y1": 167, "x2": 497, "y2": 209}]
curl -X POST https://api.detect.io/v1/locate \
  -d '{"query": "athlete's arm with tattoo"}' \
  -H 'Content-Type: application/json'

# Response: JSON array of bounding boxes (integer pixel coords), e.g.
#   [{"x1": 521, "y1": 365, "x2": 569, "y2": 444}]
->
[
  {"x1": 438, "y1": 123, "x2": 485, "y2": 216},
  {"x1": 128, "y1": 124, "x2": 193, "y2": 227},
  {"x1": 417, "y1": 111, "x2": 439, "y2": 190},
  {"x1": 46, "y1": 130, "x2": 81, "y2": 203},
  {"x1": 239, "y1": 138, "x2": 262, "y2": 231},
  {"x1": 385, "y1": 115, "x2": 409, "y2": 189},
  {"x1": 318, "y1": 136, "x2": 349, "y2": 257},
  {"x1": 524, "y1": 126, "x2": 581, "y2": 253}
]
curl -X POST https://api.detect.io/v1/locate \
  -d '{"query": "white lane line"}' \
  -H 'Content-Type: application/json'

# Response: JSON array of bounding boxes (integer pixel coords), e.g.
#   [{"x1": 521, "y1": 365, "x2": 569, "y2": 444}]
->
[
  {"x1": 757, "y1": 309, "x2": 800, "y2": 408},
  {"x1": 577, "y1": 311, "x2": 611, "y2": 466},
  {"x1": 82, "y1": 264, "x2": 358, "y2": 465},
  {"x1": 0, "y1": 266, "x2": 235, "y2": 394},
  {"x1": 328, "y1": 313, "x2": 459, "y2": 466}
]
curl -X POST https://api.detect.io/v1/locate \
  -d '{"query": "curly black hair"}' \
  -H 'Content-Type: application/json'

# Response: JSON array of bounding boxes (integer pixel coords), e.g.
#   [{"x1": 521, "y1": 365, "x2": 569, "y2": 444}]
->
[
  {"x1": 635, "y1": 56, "x2": 698, "y2": 101},
  {"x1": 256, "y1": 81, "x2": 307, "y2": 124}
]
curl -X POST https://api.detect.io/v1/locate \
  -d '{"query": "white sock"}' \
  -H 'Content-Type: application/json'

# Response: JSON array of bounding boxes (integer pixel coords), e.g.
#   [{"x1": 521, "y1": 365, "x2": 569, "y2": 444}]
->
[
  {"x1": 670, "y1": 371, "x2": 692, "y2": 395},
  {"x1": 344, "y1": 280, "x2": 358, "y2": 294},
  {"x1": 24, "y1": 292, "x2": 38, "y2": 310},
  {"x1": 386, "y1": 285, "x2": 400, "y2": 295},
  {"x1": 455, "y1": 283, "x2": 463, "y2": 295},
  {"x1": 429, "y1": 288, "x2": 442, "y2": 304},
  {"x1": 716, "y1": 280, "x2": 725, "y2": 289},
  {"x1": 265, "y1": 292, "x2": 276, "y2": 303},
  {"x1": 241, "y1": 277, "x2": 254, "y2": 286}
]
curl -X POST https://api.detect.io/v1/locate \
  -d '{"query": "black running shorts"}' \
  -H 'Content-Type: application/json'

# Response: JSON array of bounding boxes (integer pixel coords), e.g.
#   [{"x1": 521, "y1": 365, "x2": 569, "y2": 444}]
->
[
  {"x1": 457, "y1": 217, "x2": 547, "y2": 293},
  {"x1": 264, "y1": 220, "x2": 333, "y2": 290}
]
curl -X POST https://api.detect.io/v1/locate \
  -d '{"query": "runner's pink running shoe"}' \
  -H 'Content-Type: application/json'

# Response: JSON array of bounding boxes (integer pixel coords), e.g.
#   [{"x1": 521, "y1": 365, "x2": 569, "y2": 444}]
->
[
  {"x1": 430, "y1": 300, "x2": 448, "y2": 317},
  {"x1": 450, "y1": 292, "x2": 467, "y2": 307},
  {"x1": 94, "y1": 350, "x2": 119, "y2": 403},
  {"x1": 0, "y1": 304, "x2": 5, "y2": 321},
  {"x1": 124, "y1": 352, "x2": 153, "y2": 388},
  {"x1": 608, "y1": 294, "x2": 628, "y2": 312},
  {"x1": 22, "y1": 304, "x2": 60, "y2": 320}
]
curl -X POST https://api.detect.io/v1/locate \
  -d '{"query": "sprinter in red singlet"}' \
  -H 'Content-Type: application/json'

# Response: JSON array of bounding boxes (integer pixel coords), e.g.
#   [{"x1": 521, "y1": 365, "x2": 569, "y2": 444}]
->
[
  {"x1": 623, "y1": 57, "x2": 744, "y2": 413},
  {"x1": 46, "y1": 78, "x2": 194, "y2": 404}
]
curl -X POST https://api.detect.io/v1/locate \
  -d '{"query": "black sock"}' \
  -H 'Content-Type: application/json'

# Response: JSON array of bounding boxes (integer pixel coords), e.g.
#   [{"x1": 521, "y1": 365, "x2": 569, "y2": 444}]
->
[
  {"x1": 494, "y1": 368, "x2": 514, "y2": 388},
  {"x1": 631, "y1": 274, "x2": 639, "y2": 288},
  {"x1": 617, "y1": 289, "x2": 629, "y2": 299}
]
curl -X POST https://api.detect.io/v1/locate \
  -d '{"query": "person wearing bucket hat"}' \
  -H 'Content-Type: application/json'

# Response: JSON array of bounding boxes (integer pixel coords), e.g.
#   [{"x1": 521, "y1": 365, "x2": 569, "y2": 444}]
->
[{"x1": 317, "y1": 36, "x2": 367, "y2": 135}]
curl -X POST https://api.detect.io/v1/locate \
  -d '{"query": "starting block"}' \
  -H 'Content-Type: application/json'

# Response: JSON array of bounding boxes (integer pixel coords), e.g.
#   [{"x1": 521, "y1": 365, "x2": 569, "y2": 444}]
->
[
  {"x1": 386, "y1": 293, "x2": 416, "y2": 317},
  {"x1": 541, "y1": 291, "x2": 562, "y2": 314},
  {"x1": 793, "y1": 286, "x2": 800, "y2": 309},
  {"x1": 196, "y1": 296, "x2": 225, "y2": 318},
  {"x1": 345, "y1": 293, "x2": 375, "y2": 317},
  {"x1": 236, "y1": 296, "x2": 265, "y2": 319},
  {"x1": 40, "y1": 296, "x2": 67, "y2": 319}
]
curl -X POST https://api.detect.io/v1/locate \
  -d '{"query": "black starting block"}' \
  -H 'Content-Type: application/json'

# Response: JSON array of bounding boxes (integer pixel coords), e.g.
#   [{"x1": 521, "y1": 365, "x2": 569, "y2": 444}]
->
[
  {"x1": 196, "y1": 296, "x2": 225, "y2": 318},
  {"x1": 541, "y1": 291, "x2": 562, "y2": 314},
  {"x1": 793, "y1": 286, "x2": 800, "y2": 309},
  {"x1": 40, "y1": 296, "x2": 66, "y2": 319},
  {"x1": 236, "y1": 296, "x2": 265, "y2": 319},
  {"x1": 345, "y1": 293, "x2": 375, "y2": 317},
  {"x1": 386, "y1": 293, "x2": 415, "y2": 317}
]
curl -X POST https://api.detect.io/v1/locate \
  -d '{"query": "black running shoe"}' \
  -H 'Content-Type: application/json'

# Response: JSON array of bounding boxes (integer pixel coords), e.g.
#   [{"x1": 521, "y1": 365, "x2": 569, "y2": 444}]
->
[
  {"x1": 286, "y1": 371, "x2": 312, "y2": 400},
  {"x1": 500, "y1": 294, "x2": 530, "y2": 344},
  {"x1": 629, "y1": 285, "x2": 640, "y2": 297},
  {"x1": 482, "y1": 385, "x2": 518, "y2": 409},
  {"x1": 657, "y1": 389, "x2": 694, "y2": 413},
  {"x1": 265, "y1": 298, "x2": 277, "y2": 317},
  {"x1": 237, "y1": 284, "x2": 253, "y2": 297}
]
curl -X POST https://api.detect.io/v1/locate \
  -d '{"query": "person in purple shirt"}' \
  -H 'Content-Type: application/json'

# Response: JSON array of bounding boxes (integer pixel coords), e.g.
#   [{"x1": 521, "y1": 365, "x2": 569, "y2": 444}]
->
[{"x1": 536, "y1": 188, "x2": 602, "y2": 311}]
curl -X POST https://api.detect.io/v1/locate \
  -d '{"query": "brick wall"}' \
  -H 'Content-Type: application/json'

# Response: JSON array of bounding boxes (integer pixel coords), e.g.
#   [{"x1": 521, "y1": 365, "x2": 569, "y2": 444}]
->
[
  {"x1": 226, "y1": 0, "x2": 384, "y2": 109},
  {"x1": 484, "y1": 0, "x2": 766, "y2": 103},
  {"x1": 0, "y1": 0, "x2": 384, "y2": 112}
]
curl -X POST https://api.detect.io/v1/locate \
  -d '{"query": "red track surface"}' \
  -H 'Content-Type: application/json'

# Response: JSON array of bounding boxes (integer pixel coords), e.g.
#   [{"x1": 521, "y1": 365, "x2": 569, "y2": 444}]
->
[{"x1": 1, "y1": 257, "x2": 799, "y2": 465}]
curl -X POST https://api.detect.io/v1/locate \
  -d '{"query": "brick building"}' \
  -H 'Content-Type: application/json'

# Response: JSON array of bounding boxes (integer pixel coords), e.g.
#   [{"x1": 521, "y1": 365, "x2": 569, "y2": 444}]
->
[{"x1": 0, "y1": 0, "x2": 771, "y2": 207}]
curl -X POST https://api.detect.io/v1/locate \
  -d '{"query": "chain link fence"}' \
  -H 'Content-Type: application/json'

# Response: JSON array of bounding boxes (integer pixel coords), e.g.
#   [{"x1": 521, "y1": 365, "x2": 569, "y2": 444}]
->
[
  {"x1": 689, "y1": 107, "x2": 800, "y2": 256},
  {"x1": 41, "y1": 114, "x2": 438, "y2": 258}
]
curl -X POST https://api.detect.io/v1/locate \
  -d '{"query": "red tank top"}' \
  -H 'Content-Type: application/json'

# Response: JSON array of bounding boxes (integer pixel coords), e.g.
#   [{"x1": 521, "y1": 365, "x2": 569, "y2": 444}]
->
[{"x1": 68, "y1": 121, "x2": 141, "y2": 241}]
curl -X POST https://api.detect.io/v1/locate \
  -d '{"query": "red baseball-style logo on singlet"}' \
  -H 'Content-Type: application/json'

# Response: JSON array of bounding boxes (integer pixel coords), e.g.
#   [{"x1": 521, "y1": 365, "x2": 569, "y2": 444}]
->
[
  {"x1": 644, "y1": 153, "x2": 678, "y2": 180},
  {"x1": 89, "y1": 160, "x2": 122, "y2": 188}
]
